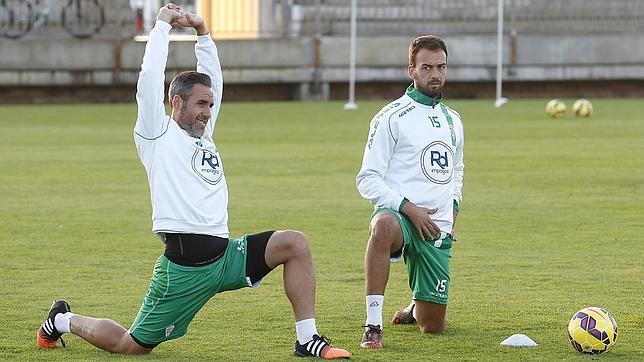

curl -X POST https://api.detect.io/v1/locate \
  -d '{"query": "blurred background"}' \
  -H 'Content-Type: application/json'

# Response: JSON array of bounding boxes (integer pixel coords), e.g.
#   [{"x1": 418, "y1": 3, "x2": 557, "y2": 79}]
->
[{"x1": 0, "y1": 0, "x2": 643, "y2": 103}]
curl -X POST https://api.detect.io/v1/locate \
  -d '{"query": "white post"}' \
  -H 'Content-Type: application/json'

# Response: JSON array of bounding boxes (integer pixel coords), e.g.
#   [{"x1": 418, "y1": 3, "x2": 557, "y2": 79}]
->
[
  {"x1": 494, "y1": 0, "x2": 508, "y2": 108},
  {"x1": 144, "y1": 0, "x2": 161, "y2": 33},
  {"x1": 344, "y1": 0, "x2": 358, "y2": 110}
]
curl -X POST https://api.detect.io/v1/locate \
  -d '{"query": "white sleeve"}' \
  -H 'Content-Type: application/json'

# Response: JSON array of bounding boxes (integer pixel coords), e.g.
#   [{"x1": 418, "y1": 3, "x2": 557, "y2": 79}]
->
[
  {"x1": 356, "y1": 113, "x2": 405, "y2": 210},
  {"x1": 134, "y1": 20, "x2": 172, "y2": 139},
  {"x1": 452, "y1": 119, "x2": 465, "y2": 205},
  {"x1": 195, "y1": 34, "x2": 223, "y2": 140}
]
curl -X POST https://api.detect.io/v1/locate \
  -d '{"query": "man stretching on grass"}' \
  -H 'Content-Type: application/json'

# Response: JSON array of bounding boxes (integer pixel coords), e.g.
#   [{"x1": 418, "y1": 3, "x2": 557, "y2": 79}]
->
[
  {"x1": 36, "y1": 3, "x2": 350, "y2": 359},
  {"x1": 356, "y1": 35, "x2": 464, "y2": 348}
]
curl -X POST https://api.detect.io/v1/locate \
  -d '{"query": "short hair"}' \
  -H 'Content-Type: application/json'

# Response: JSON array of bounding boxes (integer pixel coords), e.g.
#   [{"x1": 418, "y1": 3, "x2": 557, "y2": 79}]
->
[
  {"x1": 168, "y1": 71, "x2": 212, "y2": 105},
  {"x1": 408, "y1": 35, "x2": 448, "y2": 66}
]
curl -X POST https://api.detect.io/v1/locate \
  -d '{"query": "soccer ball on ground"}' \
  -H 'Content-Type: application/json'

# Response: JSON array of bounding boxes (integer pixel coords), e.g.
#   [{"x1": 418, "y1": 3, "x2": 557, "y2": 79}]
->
[
  {"x1": 545, "y1": 99, "x2": 566, "y2": 118},
  {"x1": 572, "y1": 99, "x2": 593, "y2": 117},
  {"x1": 568, "y1": 307, "x2": 618, "y2": 354}
]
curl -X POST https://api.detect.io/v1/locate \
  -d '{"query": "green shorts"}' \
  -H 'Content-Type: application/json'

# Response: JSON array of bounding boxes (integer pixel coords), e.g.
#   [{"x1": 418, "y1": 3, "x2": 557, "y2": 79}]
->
[
  {"x1": 128, "y1": 236, "x2": 251, "y2": 347},
  {"x1": 372, "y1": 208, "x2": 452, "y2": 305}
]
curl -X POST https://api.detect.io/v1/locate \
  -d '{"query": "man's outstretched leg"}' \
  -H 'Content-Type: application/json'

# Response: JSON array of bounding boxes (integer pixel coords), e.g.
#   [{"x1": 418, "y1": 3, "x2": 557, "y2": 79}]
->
[
  {"x1": 262, "y1": 230, "x2": 350, "y2": 359},
  {"x1": 360, "y1": 212, "x2": 404, "y2": 349},
  {"x1": 37, "y1": 300, "x2": 151, "y2": 355}
]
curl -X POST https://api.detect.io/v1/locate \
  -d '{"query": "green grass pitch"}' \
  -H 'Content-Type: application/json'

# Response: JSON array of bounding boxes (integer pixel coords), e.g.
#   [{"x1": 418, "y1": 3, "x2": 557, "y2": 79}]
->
[{"x1": 0, "y1": 99, "x2": 642, "y2": 361}]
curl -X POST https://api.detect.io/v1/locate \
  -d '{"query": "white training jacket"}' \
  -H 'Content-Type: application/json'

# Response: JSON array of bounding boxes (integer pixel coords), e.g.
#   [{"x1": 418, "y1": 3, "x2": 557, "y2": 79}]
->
[
  {"x1": 356, "y1": 86, "x2": 464, "y2": 234},
  {"x1": 134, "y1": 21, "x2": 228, "y2": 237}
]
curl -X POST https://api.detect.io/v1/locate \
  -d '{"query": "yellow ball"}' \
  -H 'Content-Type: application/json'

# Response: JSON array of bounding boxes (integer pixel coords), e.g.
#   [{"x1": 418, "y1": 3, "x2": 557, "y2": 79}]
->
[
  {"x1": 568, "y1": 307, "x2": 618, "y2": 354},
  {"x1": 572, "y1": 99, "x2": 593, "y2": 118},
  {"x1": 545, "y1": 99, "x2": 566, "y2": 118}
]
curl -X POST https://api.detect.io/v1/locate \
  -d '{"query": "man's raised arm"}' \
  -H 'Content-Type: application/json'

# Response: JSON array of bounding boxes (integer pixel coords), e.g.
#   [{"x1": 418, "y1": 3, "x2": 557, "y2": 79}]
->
[
  {"x1": 134, "y1": 5, "x2": 181, "y2": 139},
  {"x1": 181, "y1": 13, "x2": 223, "y2": 138}
]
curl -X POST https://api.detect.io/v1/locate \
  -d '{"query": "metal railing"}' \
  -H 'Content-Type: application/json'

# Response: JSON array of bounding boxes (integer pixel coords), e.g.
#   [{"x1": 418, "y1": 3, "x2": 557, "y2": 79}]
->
[
  {"x1": 293, "y1": 0, "x2": 644, "y2": 36},
  {"x1": 0, "y1": 0, "x2": 134, "y2": 40},
  {"x1": 1, "y1": 0, "x2": 642, "y2": 40}
]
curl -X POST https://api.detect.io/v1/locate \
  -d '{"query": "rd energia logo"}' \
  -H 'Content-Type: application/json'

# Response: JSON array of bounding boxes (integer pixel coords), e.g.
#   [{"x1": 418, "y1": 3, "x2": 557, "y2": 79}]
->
[
  {"x1": 420, "y1": 141, "x2": 454, "y2": 185},
  {"x1": 192, "y1": 149, "x2": 223, "y2": 185}
]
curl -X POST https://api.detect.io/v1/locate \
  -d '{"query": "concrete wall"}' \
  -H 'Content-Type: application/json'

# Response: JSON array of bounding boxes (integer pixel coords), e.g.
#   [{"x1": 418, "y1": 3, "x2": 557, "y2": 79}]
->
[{"x1": 1, "y1": 33, "x2": 643, "y2": 102}]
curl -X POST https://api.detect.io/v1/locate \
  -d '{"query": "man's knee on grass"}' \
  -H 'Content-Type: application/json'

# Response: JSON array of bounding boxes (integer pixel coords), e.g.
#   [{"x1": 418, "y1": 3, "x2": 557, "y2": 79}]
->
[
  {"x1": 419, "y1": 322, "x2": 445, "y2": 335},
  {"x1": 415, "y1": 301, "x2": 446, "y2": 335}
]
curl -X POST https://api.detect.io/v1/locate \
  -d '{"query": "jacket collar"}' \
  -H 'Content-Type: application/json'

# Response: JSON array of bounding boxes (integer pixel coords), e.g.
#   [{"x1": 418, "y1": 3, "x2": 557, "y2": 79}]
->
[{"x1": 406, "y1": 84, "x2": 442, "y2": 107}]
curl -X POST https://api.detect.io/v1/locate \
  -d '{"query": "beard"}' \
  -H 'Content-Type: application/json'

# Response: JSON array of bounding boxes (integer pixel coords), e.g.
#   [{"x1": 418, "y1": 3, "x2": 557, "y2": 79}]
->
[
  {"x1": 177, "y1": 112, "x2": 202, "y2": 138},
  {"x1": 176, "y1": 103, "x2": 206, "y2": 138},
  {"x1": 417, "y1": 80, "x2": 443, "y2": 98}
]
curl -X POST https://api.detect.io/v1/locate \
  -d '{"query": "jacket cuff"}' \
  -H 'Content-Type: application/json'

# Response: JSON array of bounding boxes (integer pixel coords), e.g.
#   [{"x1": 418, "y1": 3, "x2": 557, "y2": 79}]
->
[
  {"x1": 154, "y1": 20, "x2": 172, "y2": 32},
  {"x1": 197, "y1": 32, "x2": 212, "y2": 40},
  {"x1": 398, "y1": 198, "x2": 409, "y2": 212}
]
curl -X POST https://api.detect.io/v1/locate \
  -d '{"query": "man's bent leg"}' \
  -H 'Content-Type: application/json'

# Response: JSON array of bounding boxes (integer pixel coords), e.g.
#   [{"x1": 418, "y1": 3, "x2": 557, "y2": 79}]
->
[
  {"x1": 404, "y1": 234, "x2": 451, "y2": 335},
  {"x1": 365, "y1": 212, "x2": 404, "y2": 296},
  {"x1": 414, "y1": 300, "x2": 447, "y2": 335},
  {"x1": 361, "y1": 212, "x2": 404, "y2": 349},
  {"x1": 262, "y1": 230, "x2": 351, "y2": 359},
  {"x1": 70, "y1": 315, "x2": 152, "y2": 354},
  {"x1": 264, "y1": 230, "x2": 315, "y2": 321}
]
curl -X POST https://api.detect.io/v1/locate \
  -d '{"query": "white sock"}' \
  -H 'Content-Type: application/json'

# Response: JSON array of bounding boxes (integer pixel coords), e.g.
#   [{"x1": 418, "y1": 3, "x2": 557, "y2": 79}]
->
[
  {"x1": 295, "y1": 318, "x2": 318, "y2": 344},
  {"x1": 365, "y1": 295, "x2": 384, "y2": 328},
  {"x1": 54, "y1": 312, "x2": 75, "y2": 333}
]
